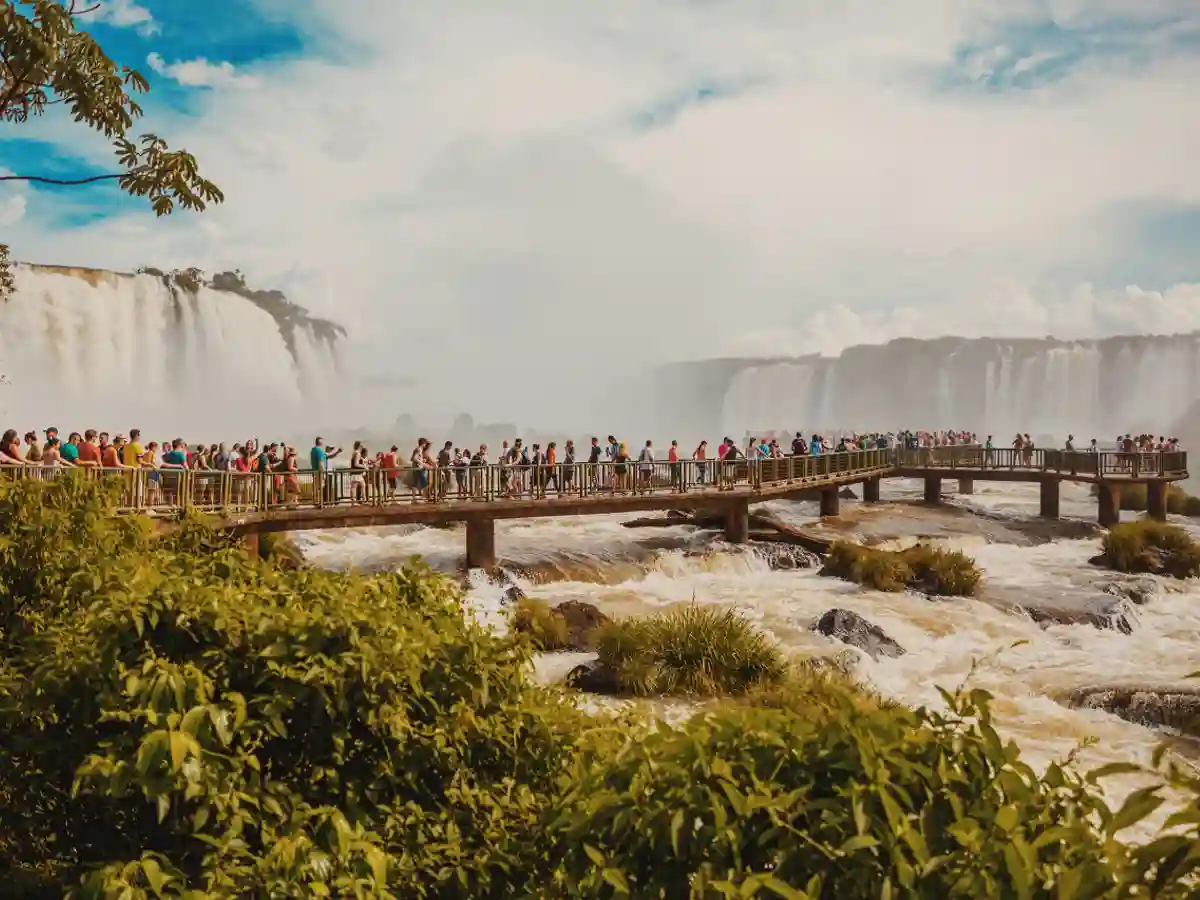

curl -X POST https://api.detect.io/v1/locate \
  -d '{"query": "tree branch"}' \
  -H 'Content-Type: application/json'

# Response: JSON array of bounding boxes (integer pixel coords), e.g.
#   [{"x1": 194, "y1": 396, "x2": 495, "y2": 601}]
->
[{"x1": 0, "y1": 173, "x2": 124, "y2": 186}]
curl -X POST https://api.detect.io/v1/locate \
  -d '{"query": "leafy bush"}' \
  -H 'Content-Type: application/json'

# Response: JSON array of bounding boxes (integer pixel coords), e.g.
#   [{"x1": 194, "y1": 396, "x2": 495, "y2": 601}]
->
[
  {"x1": 512, "y1": 597, "x2": 571, "y2": 651},
  {"x1": 1102, "y1": 520, "x2": 1200, "y2": 579},
  {"x1": 821, "y1": 541, "x2": 982, "y2": 596},
  {"x1": 0, "y1": 475, "x2": 587, "y2": 898},
  {"x1": 550, "y1": 681, "x2": 1181, "y2": 898},
  {"x1": 590, "y1": 606, "x2": 788, "y2": 697}
]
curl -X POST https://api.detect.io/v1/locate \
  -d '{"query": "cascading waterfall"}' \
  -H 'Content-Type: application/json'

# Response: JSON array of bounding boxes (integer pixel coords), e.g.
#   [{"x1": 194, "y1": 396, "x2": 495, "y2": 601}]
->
[
  {"x1": 0, "y1": 264, "x2": 345, "y2": 437},
  {"x1": 695, "y1": 333, "x2": 1200, "y2": 441}
]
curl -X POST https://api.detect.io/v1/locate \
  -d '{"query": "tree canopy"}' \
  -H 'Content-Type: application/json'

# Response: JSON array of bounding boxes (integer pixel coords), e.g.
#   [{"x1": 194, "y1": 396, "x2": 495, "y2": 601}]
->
[{"x1": 0, "y1": 0, "x2": 222, "y2": 294}]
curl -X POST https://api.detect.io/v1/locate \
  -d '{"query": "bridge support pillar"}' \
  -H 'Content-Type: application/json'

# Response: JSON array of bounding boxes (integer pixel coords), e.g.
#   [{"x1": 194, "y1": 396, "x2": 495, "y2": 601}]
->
[
  {"x1": 1039, "y1": 478, "x2": 1060, "y2": 519},
  {"x1": 862, "y1": 478, "x2": 881, "y2": 503},
  {"x1": 958, "y1": 478, "x2": 974, "y2": 495},
  {"x1": 1097, "y1": 483, "x2": 1120, "y2": 528},
  {"x1": 725, "y1": 499, "x2": 749, "y2": 544},
  {"x1": 923, "y1": 476, "x2": 941, "y2": 505},
  {"x1": 465, "y1": 517, "x2": 497, "y2": 570},
  {"x1": 241, "y1": 533, "x2": 260, "y2": 560},
  {"x1": 819, "y1": 487, "x2": 840, "y2": 518},
  {"x1": 1146, "y1": 482, "x2": 1168, "y2": 522}
]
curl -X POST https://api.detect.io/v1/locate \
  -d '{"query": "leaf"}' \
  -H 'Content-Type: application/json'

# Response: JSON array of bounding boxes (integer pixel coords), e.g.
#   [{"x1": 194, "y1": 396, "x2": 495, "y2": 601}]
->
[
  {"x1": 671, "y1": 809, "x2": 685, "y2": 856},
  {"x1": 141, "y1": 857, "x2": 167, "y2": 896},
  {"x1": 1108, "y1": 786, "x2": 1164, "y2": 836},
  {"x1": 602, "y1": 867, "x2": 630, "y2": 895},
  {"x1": 584, "y1": 844, "x2": 606, "y2": 867}
]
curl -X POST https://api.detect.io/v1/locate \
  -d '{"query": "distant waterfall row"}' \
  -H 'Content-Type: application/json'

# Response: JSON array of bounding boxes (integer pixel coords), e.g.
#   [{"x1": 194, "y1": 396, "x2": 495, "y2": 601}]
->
[
  {"x1": 709, "y1": 335, "x2": 1200, "y2": 441},
  {"x1": 0, "y1": 264, "x2": 345, "y2": 437}
]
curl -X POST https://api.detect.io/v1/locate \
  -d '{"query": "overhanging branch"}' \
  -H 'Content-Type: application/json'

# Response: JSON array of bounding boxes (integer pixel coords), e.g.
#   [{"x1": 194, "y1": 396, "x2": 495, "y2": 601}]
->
[{"x1": 0, "y1": 173, "x2": 124, "y2": 186}]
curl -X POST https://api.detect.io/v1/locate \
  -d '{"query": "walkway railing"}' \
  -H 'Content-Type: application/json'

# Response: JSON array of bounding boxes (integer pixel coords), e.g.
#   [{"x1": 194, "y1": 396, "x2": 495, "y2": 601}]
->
[
  {"x1": 0, "y1": 450, "x2": 895, "y2": 514},
  {"x1": 0, "y1": 446, "x2": 1184, "y2": 515},
  {"x1": 896, "y1": 447, "x2": 1189, "y2": 478}
]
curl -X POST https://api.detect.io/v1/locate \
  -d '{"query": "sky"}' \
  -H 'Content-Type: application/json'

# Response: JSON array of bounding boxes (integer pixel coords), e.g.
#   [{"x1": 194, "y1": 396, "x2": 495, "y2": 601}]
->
[{"x1": 3, "y1": 0, "x2": 1200, "y2": 403}]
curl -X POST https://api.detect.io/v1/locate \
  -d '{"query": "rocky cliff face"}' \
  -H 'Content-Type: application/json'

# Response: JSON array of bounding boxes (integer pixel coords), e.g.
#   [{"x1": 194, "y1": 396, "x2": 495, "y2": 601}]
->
[{"x1": 652, "y1": 333, "x2": 1200, "y2": 442}]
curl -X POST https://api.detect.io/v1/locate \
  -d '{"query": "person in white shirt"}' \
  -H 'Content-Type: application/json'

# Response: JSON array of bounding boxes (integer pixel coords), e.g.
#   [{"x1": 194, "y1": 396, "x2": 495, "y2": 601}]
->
[{"x1": 637, "y1": 440, "x2": 655, "y2": 493}]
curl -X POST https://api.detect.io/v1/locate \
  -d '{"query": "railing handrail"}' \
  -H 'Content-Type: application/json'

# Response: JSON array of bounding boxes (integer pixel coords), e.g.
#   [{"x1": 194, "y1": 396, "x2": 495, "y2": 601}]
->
[{"x1": 0, "y1": 446, "x2": 1184, "y2": 516}]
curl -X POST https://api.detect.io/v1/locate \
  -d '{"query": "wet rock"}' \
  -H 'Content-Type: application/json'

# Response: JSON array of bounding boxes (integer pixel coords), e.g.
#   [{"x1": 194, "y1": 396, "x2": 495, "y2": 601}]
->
[
  {"x1": 1018, "y1": 595, "x2": 1134, "y2": 634},
  {"x1": 839, "y1": 487, "x2": 858, "y2": 500},
  {"x1": 566, "y1": 659, "x2": 621, "y2": 694},
  {"x1": 750, "y1": 541, "x2": 821, "y2": 571},
  {"x1": 1101, "y1": 577, "x2": 1160, "y2": 607},
  {"x1": 555, "y1": 600, "x2": 611, "y2": 649},
  {"x1": 813, "y1": 608, "x2": 905, "y2": 659},
  {"x1": 502, "y1": 584, "x2": 526, "y2": 605},
  {"x1": 1065, "y1": 685, "x2": 1200, "y2": 738},
  {"x1": 1087, "y1": 553, "x2": 1108, "y2": 568}
]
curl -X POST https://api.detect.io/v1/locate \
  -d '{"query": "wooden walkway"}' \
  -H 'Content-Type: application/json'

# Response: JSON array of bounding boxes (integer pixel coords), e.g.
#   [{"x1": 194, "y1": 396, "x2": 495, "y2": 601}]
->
[{"x1": 3, "y1": 446, "x2": 1187, "y2": 567}]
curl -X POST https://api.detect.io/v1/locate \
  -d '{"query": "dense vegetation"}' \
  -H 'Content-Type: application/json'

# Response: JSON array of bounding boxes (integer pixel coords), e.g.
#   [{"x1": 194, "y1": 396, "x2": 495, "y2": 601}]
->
[
  {"x1": 821, "y1": 541, "x2": 983, "y2": 596},
  {"x1": 1101, "y1": 520, "x2": 1200, "y2": 579},
  {"x1": 5, "y1": 474, "x2": 1200, "y2": 897}
]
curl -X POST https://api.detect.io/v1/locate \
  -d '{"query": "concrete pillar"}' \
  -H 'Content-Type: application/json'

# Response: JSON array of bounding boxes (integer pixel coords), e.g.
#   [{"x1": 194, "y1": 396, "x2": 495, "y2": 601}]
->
[
  {"x1": 241, "y1": 532, "x2": 260, "y2": 559},
  {"x1": 1097, "y1": 483, "x2": 1120, "y2": 528},
  {"x1": 1039, "y1": 478, "x2": 1060, "y2": 519},
  {"x1": 862, "y1": 478, "x2": 881, "y2": 503},
  {"x1": 923, "y1": 475, "x2": 941, "y2": 505},
  {"x1": 958, "y1": 478, "x2": 974, "y2": 495},
  {"x1": 1146, "y1": 482, "x2": 1168, "y2": 522},
  {"x1": 820, "y1": 487, "x2": 840, "y2": 518},
  {"x1": 725, "y1": 498, "x2": 749, "y2": 544},
  {"x1": 465, "y1": 517, "x2": 497, "y2": 569}
]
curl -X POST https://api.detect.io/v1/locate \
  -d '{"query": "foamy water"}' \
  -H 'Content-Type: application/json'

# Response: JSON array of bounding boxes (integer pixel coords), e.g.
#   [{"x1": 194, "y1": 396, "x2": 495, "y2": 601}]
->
[{"x1": 295, "y1": 480, "x2": 1200, "y2": 837}]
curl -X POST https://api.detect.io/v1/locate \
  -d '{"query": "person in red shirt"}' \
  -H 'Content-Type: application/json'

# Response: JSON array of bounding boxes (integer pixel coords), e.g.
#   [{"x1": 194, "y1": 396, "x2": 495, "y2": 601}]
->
[
  {"x1": 76, "y1": 429, "x2": 102, "y2": 469},
  {"x1": 668, "y1": 439, "x2": 681, "y2": 489},
  {"x1": 381, "y1": 445, "x2": 398, "y2": 498}
]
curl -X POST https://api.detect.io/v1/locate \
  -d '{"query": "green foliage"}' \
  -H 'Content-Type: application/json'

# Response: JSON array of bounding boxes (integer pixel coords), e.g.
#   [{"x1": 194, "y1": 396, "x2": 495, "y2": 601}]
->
[
  {"x1": 591, "y1": 605, "x2": 788, "y2": 697},
  {"x1": 1102, "y1": 520, "x2": 1200, "y2": 579},
  {"x1": 550, "y1": 681, "x2": 1170, "y2": 899},
  {"x1": 0, "y1": 0, "x2": 222, "y2": 298},
  {"x1": 0, "y1": 475, "x2": 586, "y2": 898},
  {"x1": 821, "y1": 541, "x2": 982, "y2": 596},
  {"x1": 512, "y1": 597, "x2": 571, "y2": 651}
]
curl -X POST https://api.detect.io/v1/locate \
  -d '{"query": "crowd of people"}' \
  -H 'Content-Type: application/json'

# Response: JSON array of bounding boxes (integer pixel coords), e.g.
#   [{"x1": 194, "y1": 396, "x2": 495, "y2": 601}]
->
[{"x1": 0, "y1": 425, "x2": 1182, "y2": 506}]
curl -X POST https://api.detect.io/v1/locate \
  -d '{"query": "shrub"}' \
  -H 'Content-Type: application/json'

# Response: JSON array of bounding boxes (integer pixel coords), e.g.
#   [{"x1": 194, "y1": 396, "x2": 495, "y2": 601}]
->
[
  {"x1": 549, "y1": 682, "x2": 1172, "y2": 898},
  {"x1": 590, "y1": 606, "x2": 788, "y2": 697},
  {"x1": 512, "y1": 597, "x2": 571, "y2": 651},
  {"x1": 1102, "y1": 520, "x2": 1200, "y2": 579},
  {"x1": 821, "y1": 541, "x2": 982, "y2": 596},
  {"x1": 0, "y1": 475, "x2": 586, "y2": 898}
]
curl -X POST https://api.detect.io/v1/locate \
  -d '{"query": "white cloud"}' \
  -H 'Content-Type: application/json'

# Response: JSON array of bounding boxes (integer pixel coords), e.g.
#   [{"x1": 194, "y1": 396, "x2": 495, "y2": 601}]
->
[
  {"x1": 146, "y1": 53, "x2": 259, "y2": 89},
  {"x1": 0, "y1": 195, "x2": 26, "y2": 227},
  {"x1": 93, "y1": 0, "x2": 158, "y2": 36},
  {"x1": 12, "y1": 0, "x2": 1200, "y2": 425}
]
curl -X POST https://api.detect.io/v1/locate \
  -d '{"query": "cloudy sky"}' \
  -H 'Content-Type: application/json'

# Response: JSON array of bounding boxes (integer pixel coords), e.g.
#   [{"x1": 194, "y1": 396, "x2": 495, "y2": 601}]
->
[{"x1": 4, "y1": 0, "x2": 1200, "y2": 385}]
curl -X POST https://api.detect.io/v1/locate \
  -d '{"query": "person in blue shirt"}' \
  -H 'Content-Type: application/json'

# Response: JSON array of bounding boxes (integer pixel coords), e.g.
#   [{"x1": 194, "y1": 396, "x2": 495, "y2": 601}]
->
[
  {"x1": 810, "y1": 434, "x2": 822, "y2": 457},
  {"x1": 310, "y1": 437, "x2": 341, "y2": 503},
  {"x1": 61, "y1": 431, "x2": 81, "y2": 464}
]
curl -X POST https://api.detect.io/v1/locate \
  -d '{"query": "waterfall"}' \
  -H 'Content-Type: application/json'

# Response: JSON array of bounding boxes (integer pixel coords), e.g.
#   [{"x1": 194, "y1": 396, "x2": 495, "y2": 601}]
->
[
  {"x1": 658, "y1": 333, "x2": 1200, "y2": 442},
  {"x1": 0, "y1": 264, "x2": 345, "y2": 438}
]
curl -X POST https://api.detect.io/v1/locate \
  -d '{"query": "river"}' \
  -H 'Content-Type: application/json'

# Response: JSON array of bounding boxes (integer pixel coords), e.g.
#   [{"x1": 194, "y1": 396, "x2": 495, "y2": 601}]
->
[{"x1": 294, "y1": 476, "x2": 1200, "y2": 839}]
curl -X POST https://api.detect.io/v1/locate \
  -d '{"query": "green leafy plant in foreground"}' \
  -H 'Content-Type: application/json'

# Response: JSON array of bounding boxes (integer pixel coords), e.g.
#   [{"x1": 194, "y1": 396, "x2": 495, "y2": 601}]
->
[{"x1": 4, "y1": 474, "x2": 1200, "y2": 897}]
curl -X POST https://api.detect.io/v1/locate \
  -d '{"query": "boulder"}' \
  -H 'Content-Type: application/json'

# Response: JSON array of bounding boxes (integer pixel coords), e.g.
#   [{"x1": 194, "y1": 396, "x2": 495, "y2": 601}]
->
[
  {"x1": 502, "y1": 584, "x2": 526, "y2": 605},
  {"x1": 566, "y1": 659, "x2": 621, "y2": 694},
  {"x1": 1021, "y1": 599, "x2": 1133, "y2": 634},
  {"x1": 555, "y1": 600, "x2": 611, "y2": 649},
  {"x1": 750, "y1": 541, "x2": 821, "y2": 571},
  {"x1": 1065, "y1": 685, "x2": 1200, "y2": 738},
  {"x1": 813, "y1": 608, "x2": 905, "y2": 659}
]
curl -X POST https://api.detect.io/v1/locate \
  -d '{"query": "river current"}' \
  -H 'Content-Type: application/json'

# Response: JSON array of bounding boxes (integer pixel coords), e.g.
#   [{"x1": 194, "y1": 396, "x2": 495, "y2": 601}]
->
[{"x1": 294, "y1": 478, "x2": 1200, "y2": 839}]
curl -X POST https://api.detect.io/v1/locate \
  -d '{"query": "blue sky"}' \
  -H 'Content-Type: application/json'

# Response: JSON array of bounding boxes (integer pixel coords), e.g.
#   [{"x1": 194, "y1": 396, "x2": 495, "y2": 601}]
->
[{"x1": 3, "y1": 0, "x2": 1200, "y2": 379}]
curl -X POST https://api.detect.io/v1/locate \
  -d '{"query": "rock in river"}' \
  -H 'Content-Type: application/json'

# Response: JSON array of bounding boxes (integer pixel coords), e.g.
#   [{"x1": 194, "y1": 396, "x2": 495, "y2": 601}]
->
[
  {"x1": 813, "y1": 608, "x2": 905, "y2": 659},
  {"x1": 1065, "y1": 684, "x2": 1200, "y2": 739},
  {"x1": 555, "y1": 600, "x2": 611, "y2": 650}
]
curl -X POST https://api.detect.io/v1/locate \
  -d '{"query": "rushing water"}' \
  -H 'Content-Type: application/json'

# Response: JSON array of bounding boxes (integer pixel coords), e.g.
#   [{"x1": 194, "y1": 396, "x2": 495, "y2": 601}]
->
[{"x1": 296, "y1": 478, "x2": 1200, "y2": 838}]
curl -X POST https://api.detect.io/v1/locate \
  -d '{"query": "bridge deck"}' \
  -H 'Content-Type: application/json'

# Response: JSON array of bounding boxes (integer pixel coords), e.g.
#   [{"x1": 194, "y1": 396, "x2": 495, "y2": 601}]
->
[{"x1": 2, "y1": 447, "x2": 1186, "y2": 535}]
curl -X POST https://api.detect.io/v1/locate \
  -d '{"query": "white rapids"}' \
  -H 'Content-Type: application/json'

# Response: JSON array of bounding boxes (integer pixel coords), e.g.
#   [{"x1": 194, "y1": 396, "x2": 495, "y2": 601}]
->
[{"x1": 296, "y1": 478, "x2": 1200, "y2": 839}]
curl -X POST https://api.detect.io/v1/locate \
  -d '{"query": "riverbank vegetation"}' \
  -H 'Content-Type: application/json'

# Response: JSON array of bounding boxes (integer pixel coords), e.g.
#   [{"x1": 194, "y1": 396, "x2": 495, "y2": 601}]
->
[
  {"x1": 4, "y1": 474, "x2": 1200, "y2": 897},
  {"x1": 1102, "y1": 520, "x2": 1200, "y2": 579},
  {"x1": 821, "y1": 540, "x2": 983, "y2": 596}
]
